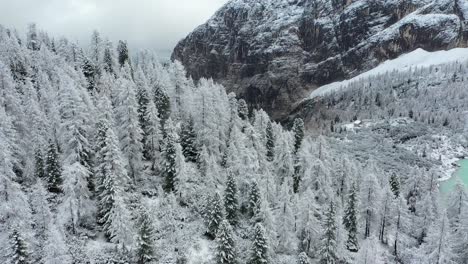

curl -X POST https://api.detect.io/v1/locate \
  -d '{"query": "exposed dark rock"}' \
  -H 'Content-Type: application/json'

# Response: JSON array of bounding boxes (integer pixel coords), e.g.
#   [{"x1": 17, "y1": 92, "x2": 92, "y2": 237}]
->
[{"x1": 172, "y1": 0, "x2": 468, "y2": 120}]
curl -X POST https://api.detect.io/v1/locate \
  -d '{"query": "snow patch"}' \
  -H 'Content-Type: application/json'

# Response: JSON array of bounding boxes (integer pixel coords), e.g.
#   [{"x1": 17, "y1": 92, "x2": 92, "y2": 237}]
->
[{"x1": 309, "y1": 48, "x2": 468, "y2": 99}]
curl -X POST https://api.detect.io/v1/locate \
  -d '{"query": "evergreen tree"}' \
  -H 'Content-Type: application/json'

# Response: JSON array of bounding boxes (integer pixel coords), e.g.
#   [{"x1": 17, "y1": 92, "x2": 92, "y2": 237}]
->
[
  {"x1": 161, "y1": 119, "x2": 178, "y2": 193},
  {"x1": 82, "y1": 57, "x2": 97, "y2": 91},
  {"x1": 43, "y1": 222, "x2": 72, "y2": 264},
  {"x1": 142, "y1": 99, "x2": 161, "y2": 167},
  {"x1": 292, "y1": 118, "x2": 304, "y2": 154},
  {"x1": 117, "y1": 40, "x2": 130, "y2": 68},
  {"x1": 237, "y1": 99, "x2": 248, "y2": 120},
  {"x1": 180, "y1": 117, "x2": 198, "y2": 162},
  {"x1": 224, "y1": 173, "x2": 239, "y2": 226},
  {"x1": 45, "y1": 141, "x2": 62, "y2": 193},
  {"x1": 103, "y1": 45, "x2": 114, "y2": 74},
  {"x1": 154, "y1": 85, "x2": 171, "y2": 127},
  {"x1": 115, "y1": 77, "x2": 143, "y2": 183},
  {"x1": 96, "y1": 126, "x2": 129, "y2": 236},
  {"x1": 205, "y1": 192, "x2": 224, "y2": 238},
  {"x1": 319, "y1": 201, "x2": 337, "y2": 264},
  {"x1": 250, "y1": 223, "x2": 268, "y2": 264},
  {"x1": 389, "y1": 173, "x2": 400, "y2": 197},
  {"x1": 34, "y1": 148, "x2": 45, "y2": 178},
  {"x1": 249, "y1": 181, "x2": 261, "y2": 218},
  {"x1": 343, "y1": 182, "x2": 358, "y2": 252},
  {"x1": 297, "y1": 252, "x2": 310, "y2": 264},
  {"x1": 136, "y1": 207, "x2": 155, "y2": 264},
  {"x1": 266, "y1": 121, "x2": 274, "y2": 162},
  {"x1": 216, "y1": 220, "x2": 237, "y2": 264},
  {"x1": 7, "y1": 228, "x2": 30, "y2": 264}
]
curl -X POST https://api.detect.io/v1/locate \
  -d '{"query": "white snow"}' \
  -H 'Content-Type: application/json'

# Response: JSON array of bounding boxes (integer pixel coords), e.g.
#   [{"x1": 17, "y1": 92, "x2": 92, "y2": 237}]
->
[{"x1": 309, "y1": 48, "x2": 468, "y2": 99}]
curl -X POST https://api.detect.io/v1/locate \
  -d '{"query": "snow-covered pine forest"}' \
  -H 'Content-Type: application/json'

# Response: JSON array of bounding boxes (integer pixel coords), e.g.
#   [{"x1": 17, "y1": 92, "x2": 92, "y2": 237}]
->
[{"x1": 0, "y1": 23, "x2": 468, "y2": 264}]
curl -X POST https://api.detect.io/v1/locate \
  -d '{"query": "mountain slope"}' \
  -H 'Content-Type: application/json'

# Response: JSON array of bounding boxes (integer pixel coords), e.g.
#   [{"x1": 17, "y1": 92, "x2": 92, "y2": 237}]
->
[{"x1": 172, "y1": 0, "x2": 468, "y2": 120}]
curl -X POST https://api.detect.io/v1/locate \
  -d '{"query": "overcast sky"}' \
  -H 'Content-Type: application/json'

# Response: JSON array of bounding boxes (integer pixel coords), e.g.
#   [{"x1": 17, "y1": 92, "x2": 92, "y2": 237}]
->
[{"x1": 0, "y1": 0, "x2": 228, "y2": 56}]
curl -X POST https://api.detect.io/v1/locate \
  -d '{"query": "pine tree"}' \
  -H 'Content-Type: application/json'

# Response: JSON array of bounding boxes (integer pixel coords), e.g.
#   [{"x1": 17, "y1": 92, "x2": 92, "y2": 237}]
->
[
  {"x1": 224, "y1": 173, "x2": 239, "y2": 226},
  {"x1": 43, "y1": 222, "x2": 72, "y2": 264},
  {"x1": 205, "y1": 192, "x2": 224, "y2": 238},
  {"x1": 96, "y1": 126, "x2": 129, "y2": 234},
  {"x1": 249, "y1": 181, "x2": 261, "y2": 218},
  {"x1": 103, "y1": 45, "x2": 114, "y2": 74},
  {"x1": 180, "y1": 117, "x2": 198, "y2": 162},
  {"x1": 292, "y1": 118, "x2": 304, "y2": 154},
  {"x1": 237, "y1": 99, "x2": 248, "y2": 120},
  {"x1": 161, "y1": 119, "x2": 178, "y2": 193},
  {"x1": 136, "y1": 207, "x2": 155, "y2": 264},
  {"x1": 142, "y1": 99, "x2": 161, "y2": 167},
  {"x1": 82, "y1": 57, "x2": 97, "y2": 91},
  {"x1": 319, "y1": 201, "x2": 337, "y2": 264},
  {"x1": 34, "y1": 148, "x2": 45, "y2": 178},
  {"x1": 154, "y1": 85, "x2": 171, "y2": 127},
  {"x1": 266, "y1": 121, "x2": 274, "y2": 162},
  {"x1": 117, "y1": 40, "x2": 130, "y2": 68},
  {"x1": 297, "y1": 252, "x2": 310, "y2": 264},
  {"x1": 389, "y1": 173, "x2": 400, "y2": 197},
  {"x1": 7, "y1": 228, "x2": 30, "y2": 264},
  {"x1": 216, "y1": 220, "x2": 237, "y2": 264},
  {"x1": 115, "y1": 77, "x2": 143, "y2": 183},
  {"x1": 250, "y1": 223, "x2": 268, "y2": 264},
  {"x1": 45, "y1": 141, "x2": 62, "y2": 193},
  {"x1": 343, "y1": 182, "x2": 358, "y2": 252}
]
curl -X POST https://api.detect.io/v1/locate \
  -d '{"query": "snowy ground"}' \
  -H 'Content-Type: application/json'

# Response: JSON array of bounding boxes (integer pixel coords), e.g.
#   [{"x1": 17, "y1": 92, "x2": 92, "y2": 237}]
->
[{"x1": 309, "y1": 48, "x2": 468, "y2": 99}]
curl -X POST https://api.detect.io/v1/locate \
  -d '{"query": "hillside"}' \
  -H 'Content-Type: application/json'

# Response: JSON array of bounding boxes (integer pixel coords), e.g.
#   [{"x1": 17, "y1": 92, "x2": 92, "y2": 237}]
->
[{"x1": 172, "y1": 0, "x2": 468, "y2": 120}]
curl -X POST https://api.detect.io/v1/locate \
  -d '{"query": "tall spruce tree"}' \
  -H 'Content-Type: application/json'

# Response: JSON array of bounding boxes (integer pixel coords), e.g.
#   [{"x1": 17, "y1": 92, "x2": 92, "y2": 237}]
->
[
  {"x1": 292, "y1": 118, "x2": 304, "y2": 154},
  {"x1": 216, "y1": 220, "x2": 237, "y2": 264},
  {"x1": 205, "y1": 192, "x2": 224, "y2": 238},
  {"x1": 136, "y1": 207, "x2": 155, "y2": 264},
  {"x1": 343, "y1": 182, "x2": 358, "y2": 252},
  {"x1": 249, "y1": 181, "x2": 261, "y2": 218},
  {"x1": 34, "y1": 148, "x2": 45, "y2": 178},
  {"x1": 319, "y1": 201, "x2": 337, "y2": 264},
  {"x1": 250, "y1": 223, "x2": 269, "y2": 264},
  {"x1": 266, "y1": 121, "x2": 275, "y2": 162},
  {"x1": 46, "y1": 141, "x2": 62, "y2": 193},
  {"x1": 161, "y1": 119, "x2": 178, "y2": 193},
  {"x1": 297, "y1": 252, "x2": 310, "y2": 264},
  {"x1": 389, "y1": 173, "x2": 400, "y2": 197},
  {"x1": 7, "y1": 228, "x2": 30, "y2": 264},
  {"x1": 224, "y1": 173, "x2": 239, "y2": 226},
  {"x1": 180, "y1": 117, "x2": 198, "y2": 162},
  {"x1": 154, "y1": 85, "x2": 171, "y2": 127},
  {"x1": 117, "y1": 40, "x2": 130, "y2": 68}
]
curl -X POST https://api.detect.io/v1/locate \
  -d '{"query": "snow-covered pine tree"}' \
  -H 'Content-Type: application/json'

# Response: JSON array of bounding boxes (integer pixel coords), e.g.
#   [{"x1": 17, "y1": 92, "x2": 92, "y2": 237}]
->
[
  {"x1": 292, "y1": 118, "x2": 304, "y2": 154},
  {"x1": 7, "y1": 228, "x2": 31, "y2": 264},
  {"x1": 319, "y1": 201, "x2": 337, "y2": 264},
  {"x1": 237, "y1": 99, "x2": 248, "y2": 120},
  {"x1": 115, "y1": 76, "x2": 143, "y2": 184},
  {"x1": 249, "y1": 180, "x2": 261, "y2": 218},
  {"x1": 136, "y1": 206, "x2": 155, "y2": 264},
  {"x1": 343, "y1": 181, "x2": 358, "y2": 252},
  {"x1": 266, "y1": 121, "x2": 274, "y2": 162},
  {"x1": 34, "y1": 148, "x2": 45, "y2": 179},
  {"x1": 142, "y1": 98, "x2": 161, "y2": 168},
  {"x1": 96, "y1": 126, "x2": 130, "y2": 235},
  {"x1": 117, "y1": 40, "x2": 130, "y2": 68},
  {"x1": 161, "y1": 119, "x2": 178, "y2": 193},
  {"x1": 250, "y1": 223, "x2": 269, "y2": 264},
  {"x1": 205, "y1": 192, "x2": 224, "y2": 238},
  {"x1": 153, "y1": 85, "x2": 171, "y2": 127},
  {"x1": 180, "y1": 117, "x2": 198, "y2": 162},
  {"x1": 423, "y1": 211, "x2": 456, "y2": 264},
  {"x1": 389, "y1": 173, "x2": 400, "y2": 197},
  {"x1": 224, "y1": 172, "x2": 239, "y2": 226},
  {"x1": 216, "y1": 219, "x2": 236, "y2": 264},
  {"x1": 45, "y1": 140, "x2": 62, "y2": 194}
]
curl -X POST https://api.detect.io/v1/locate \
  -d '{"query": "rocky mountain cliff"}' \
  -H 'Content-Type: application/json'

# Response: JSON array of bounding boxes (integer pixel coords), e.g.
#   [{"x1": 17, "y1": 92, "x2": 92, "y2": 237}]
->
[{"x1": 172, "y1": 0, "x2": 468, "y2": 120}]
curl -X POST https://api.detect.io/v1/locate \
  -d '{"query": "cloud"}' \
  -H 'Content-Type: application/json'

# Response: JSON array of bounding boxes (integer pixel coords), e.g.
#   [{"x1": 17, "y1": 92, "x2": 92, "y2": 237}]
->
[{"x1": 0, "y1": 0, "x2": 227, "y2": 53}]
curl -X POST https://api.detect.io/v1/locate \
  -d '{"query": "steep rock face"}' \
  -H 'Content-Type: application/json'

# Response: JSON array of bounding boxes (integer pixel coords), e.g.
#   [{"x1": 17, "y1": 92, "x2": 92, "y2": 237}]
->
[{"x1": 172, "y1": 0, "x2": 468, "y2": 120}]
